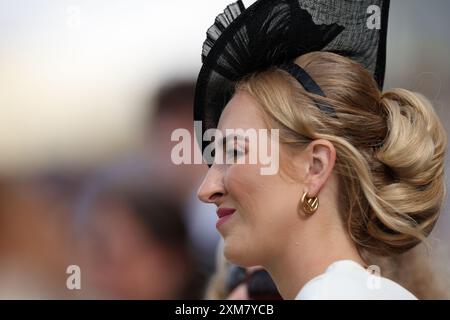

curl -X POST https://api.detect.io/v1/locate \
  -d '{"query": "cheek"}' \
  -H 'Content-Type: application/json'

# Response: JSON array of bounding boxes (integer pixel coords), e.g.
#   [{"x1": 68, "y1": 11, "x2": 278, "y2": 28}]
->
[
  {"x1": 225, "y1": 164, "x2": 298, "y2": 231},
  {"x1": 223, "y1": 163, "x2": 303, "y2": 265},
  {"x1": 225, "y1": 164, "x2": 267, "y2": 220}
]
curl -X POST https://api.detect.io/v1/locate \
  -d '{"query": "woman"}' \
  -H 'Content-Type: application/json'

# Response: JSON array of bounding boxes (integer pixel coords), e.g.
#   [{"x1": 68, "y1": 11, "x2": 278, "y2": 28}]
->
[{"x1": 194, "y1": 0, "x2": 447, "y2": 299}]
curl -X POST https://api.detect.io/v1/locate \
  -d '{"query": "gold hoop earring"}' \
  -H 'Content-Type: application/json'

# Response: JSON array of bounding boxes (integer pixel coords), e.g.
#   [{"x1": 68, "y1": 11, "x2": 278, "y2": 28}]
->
[{"x1": 300, "y1": 191, "x2": 319, "y2": 216}]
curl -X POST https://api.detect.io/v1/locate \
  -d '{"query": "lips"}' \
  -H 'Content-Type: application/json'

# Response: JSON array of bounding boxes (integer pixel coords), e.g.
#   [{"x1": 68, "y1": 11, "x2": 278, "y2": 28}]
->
[
  {"x1": 216, "y1": 208, "x2": 236, "y2": 229},
  {"x1": 217, "y1": 208, "x2": 236, "y2": 218}
]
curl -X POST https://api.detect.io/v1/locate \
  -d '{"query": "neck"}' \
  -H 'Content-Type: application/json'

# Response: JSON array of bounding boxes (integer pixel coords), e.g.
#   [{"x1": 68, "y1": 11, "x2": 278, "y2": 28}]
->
[{"x1": 264, "y1": 213, "x2": 365, "y2": 300}]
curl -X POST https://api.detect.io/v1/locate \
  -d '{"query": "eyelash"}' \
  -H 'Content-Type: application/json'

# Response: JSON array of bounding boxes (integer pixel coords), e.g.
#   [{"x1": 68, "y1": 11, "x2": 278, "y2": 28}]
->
[{"x1": 211, "y1": 139, "x2": 247, "y2": 163}]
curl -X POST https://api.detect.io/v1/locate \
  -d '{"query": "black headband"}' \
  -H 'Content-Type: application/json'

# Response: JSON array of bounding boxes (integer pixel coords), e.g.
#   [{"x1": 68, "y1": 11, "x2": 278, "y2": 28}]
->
[{"x1": 278, "y1": 62, "x2": 338, "y2": 118}]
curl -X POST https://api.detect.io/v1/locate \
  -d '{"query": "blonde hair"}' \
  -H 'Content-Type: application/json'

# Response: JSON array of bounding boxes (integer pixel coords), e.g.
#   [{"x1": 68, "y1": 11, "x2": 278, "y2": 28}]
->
[{"x1": 236, "y1": 52, "x2": 447, "y2": 260}]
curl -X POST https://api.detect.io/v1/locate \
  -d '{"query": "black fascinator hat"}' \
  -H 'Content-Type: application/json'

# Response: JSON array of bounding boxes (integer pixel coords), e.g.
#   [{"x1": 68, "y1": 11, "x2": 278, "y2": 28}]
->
[{"x1": 194, "y1": 0, "x2": 390, "y2": 157}]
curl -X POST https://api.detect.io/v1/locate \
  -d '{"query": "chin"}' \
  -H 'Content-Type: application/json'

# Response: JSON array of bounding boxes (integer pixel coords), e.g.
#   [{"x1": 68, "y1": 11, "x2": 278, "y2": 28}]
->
[{"x1": 222, "y1": 235, "x2": 258, "y2": 267}]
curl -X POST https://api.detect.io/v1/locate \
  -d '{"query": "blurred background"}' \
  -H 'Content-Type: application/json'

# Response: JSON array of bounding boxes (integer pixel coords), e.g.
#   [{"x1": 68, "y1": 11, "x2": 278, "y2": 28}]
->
[{"x1": 0, "y1": 0, "x2": 449, "y2": 299}]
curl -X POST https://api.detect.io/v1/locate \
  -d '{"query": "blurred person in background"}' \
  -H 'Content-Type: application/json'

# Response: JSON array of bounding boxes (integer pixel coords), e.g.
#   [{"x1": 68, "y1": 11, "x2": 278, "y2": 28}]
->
[
  {"x1": 205, "y1": 241, "x2": 282, "y2": 300},
  {"x1": 73, "y1": 80, "x2": 221, "y2": 299},
  {"x1": 75, "y1": 164, "x2": 200, "y2": 299},
  {"x1": 143, "y1": 80, "x2": 220, "y2": 284},
  {"x1": 66, "y1": 78, "x2": 222, "y2": 299},
  {"x1": 225, "y1": 266, "x2": 283, "y2": 300},
  {"x1": 144, "y1": 80, "x2": 206, "y2": 202},
  {"x1": 0, "y1": 175, "x2": 80, "y2": 299}
]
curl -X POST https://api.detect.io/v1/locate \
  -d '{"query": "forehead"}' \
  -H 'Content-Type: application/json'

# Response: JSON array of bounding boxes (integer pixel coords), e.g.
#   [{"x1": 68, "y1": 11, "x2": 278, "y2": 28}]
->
[{"x1": 217, "y1": 91, "x2": 268, "y2": 131}]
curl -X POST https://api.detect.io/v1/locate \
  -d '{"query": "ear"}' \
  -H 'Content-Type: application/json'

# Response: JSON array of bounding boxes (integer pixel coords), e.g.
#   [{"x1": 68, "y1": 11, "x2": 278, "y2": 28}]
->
[{"x1": 303, "y1": 139, "x2": 336, "y2": 196}]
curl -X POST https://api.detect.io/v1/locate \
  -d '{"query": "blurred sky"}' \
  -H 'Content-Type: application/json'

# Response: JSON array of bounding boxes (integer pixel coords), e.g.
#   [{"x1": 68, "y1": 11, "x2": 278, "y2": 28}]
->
[
  {"x1": 0, "y1": 0, "x2": 234, "y2": 173},
  {"x1": 0, "y1": 0, "x2": 449, "y2": 174}
]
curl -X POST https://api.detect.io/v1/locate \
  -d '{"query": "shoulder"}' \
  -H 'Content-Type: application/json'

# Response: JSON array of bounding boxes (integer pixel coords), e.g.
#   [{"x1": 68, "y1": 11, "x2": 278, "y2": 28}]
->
[{"x1": 295, "y1": 260, "x2": 417, "y2": 300}]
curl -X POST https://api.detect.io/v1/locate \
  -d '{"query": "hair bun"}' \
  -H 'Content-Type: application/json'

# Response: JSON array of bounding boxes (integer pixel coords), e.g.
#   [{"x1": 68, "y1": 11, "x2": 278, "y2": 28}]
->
[
  {"x1": 378, "y1": 88, "x2": 446, "y2": 187},
  {"x1": 369, "y1": 88, "x2": 447, "y2": 253}
]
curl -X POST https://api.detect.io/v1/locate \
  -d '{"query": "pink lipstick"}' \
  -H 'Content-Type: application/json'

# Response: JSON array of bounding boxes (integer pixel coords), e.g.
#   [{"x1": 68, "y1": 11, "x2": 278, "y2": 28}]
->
[{"x1": 216, "y1": 208, "x2": 236, "y2": 229}]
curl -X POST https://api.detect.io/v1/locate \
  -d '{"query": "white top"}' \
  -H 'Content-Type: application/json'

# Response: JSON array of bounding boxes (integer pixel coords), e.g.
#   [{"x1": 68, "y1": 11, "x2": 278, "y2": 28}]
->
[{"x1": 295, "y1": 260, "x2": 417, "y2": 300}]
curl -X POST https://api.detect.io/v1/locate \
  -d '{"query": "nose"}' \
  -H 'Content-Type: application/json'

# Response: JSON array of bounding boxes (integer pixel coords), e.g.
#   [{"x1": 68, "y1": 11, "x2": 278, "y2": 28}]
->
[{"x1": 197, "y1": 166, "x2": 226, "y2": 205}]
